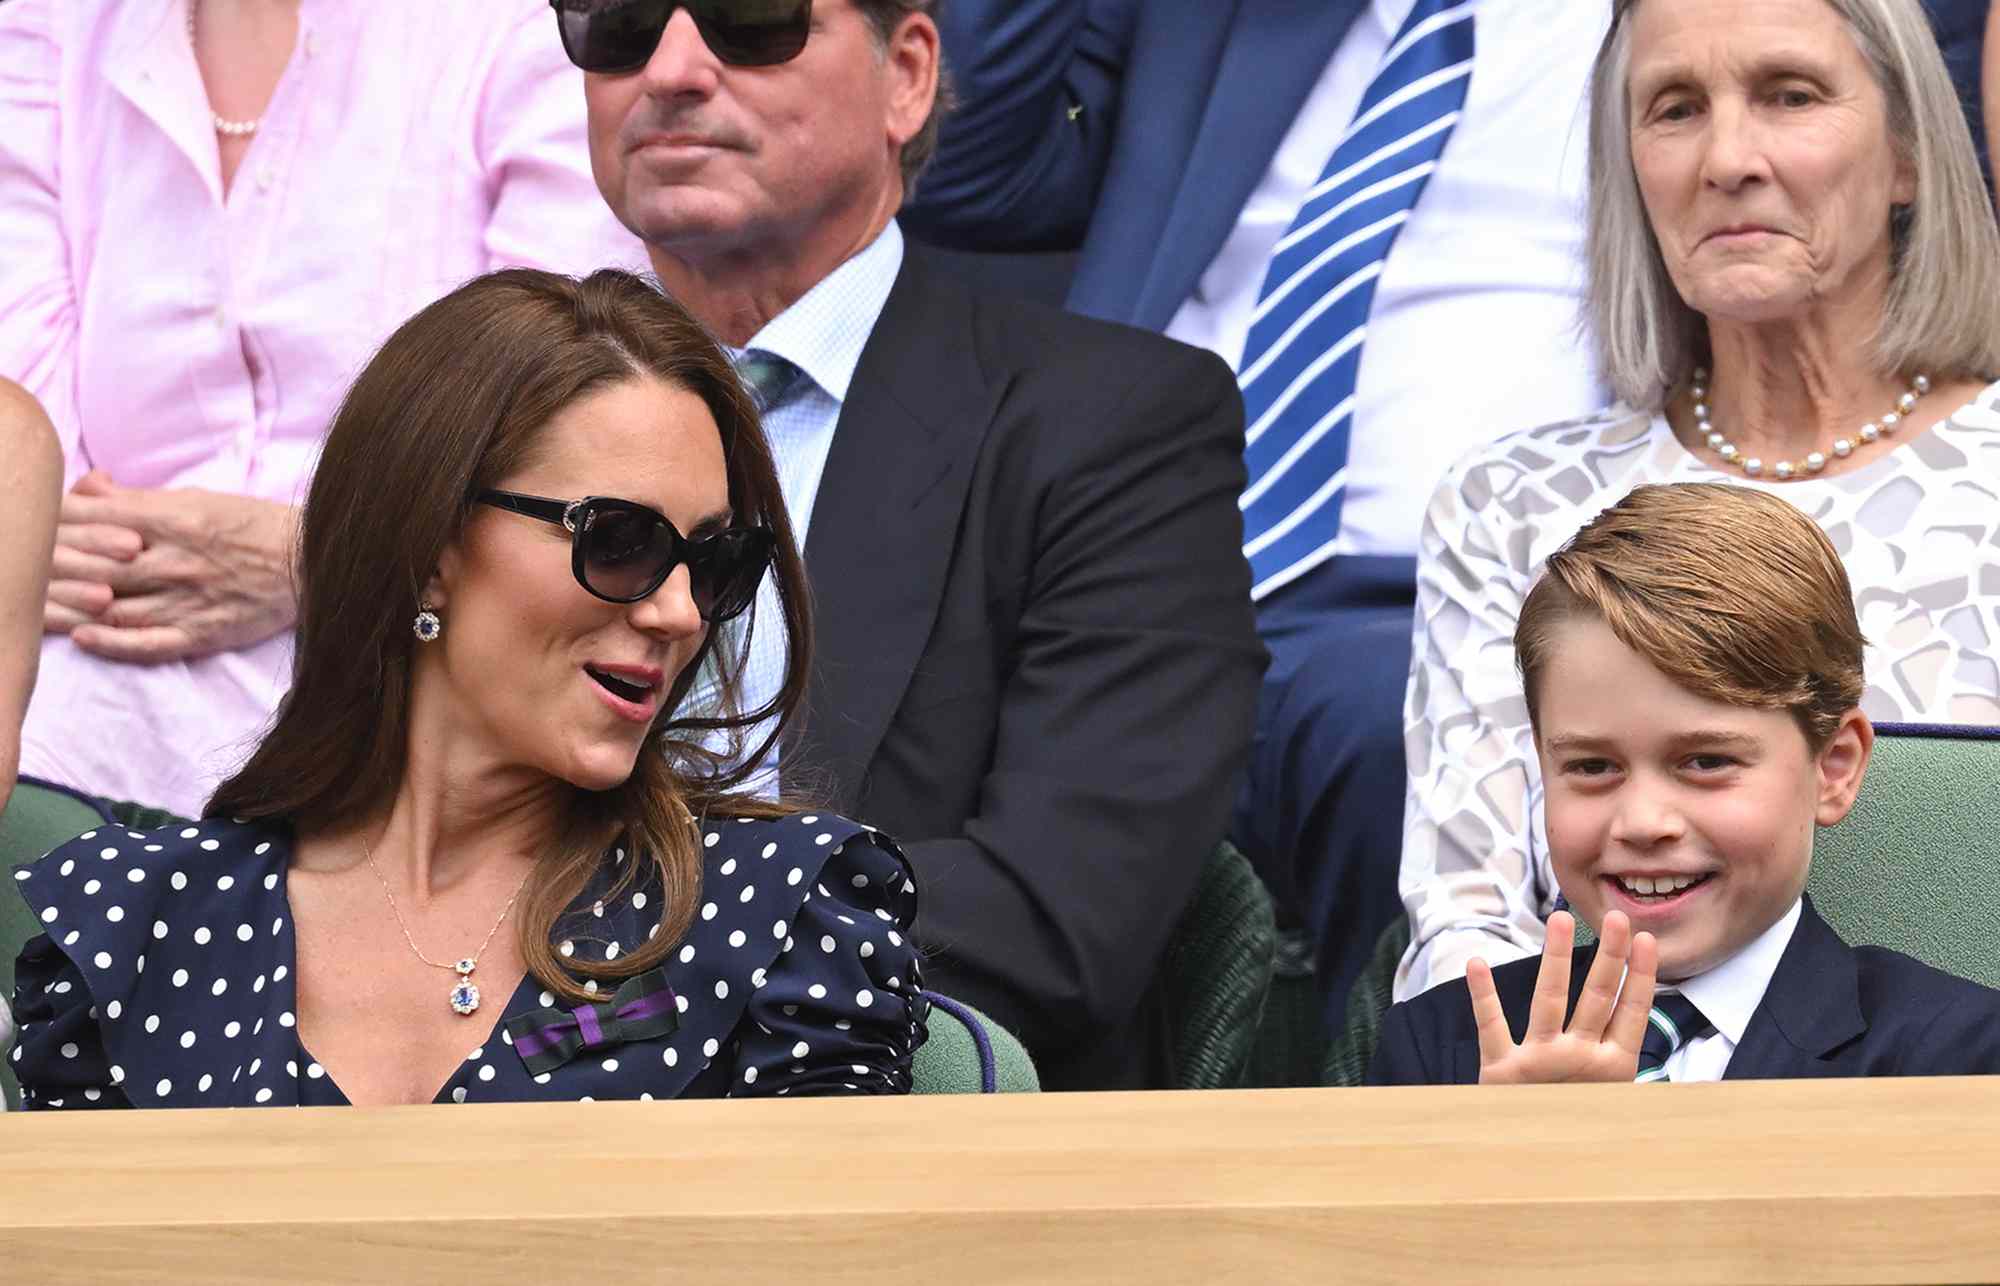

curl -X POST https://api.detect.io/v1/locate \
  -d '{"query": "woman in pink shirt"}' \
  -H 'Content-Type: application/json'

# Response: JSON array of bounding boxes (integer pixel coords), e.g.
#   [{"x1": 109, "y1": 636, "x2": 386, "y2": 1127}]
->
[{"x1": 0, "y1": 0, "x2": 644, "y2": 815}]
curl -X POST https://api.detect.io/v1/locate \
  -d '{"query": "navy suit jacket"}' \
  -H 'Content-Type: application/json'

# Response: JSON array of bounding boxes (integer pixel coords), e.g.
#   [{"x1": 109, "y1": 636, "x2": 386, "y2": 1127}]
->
[
  {"x1": 904, "y1": 0, "x2": 1993, "y2": 329},
  {"x1": 1369, "y1": 898, "x2": 2000, "y2": 1085},
  {"x1": 904, "y1": 0, "x2": 1368, "y2": 330}
]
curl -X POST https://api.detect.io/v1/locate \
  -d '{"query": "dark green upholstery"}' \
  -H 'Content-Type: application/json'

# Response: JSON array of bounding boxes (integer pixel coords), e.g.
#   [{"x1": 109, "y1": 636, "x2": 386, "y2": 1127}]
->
[
  {"x1": 1321, "y1": 724, "x2": 2000, "y2": 1085},
  {"x1": 1809, "y1": 724, "x2": 2000, "y2": 988},
  {"x1": 3, "y1": 781, "x2": 114, "y2": 1109},
  {"x1": 1162, "y1": 840, "x2": 1278, "y2": 1088},
  {"x1": 911, "y1": 993, "x2": 1039, "y2": 1093}
]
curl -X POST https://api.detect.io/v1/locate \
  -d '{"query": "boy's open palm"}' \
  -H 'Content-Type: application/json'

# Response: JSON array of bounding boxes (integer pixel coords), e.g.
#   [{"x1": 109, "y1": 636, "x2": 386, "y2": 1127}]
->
[{"x1": 1468, "y1": 911, "x2": 1659, "y2": 1085}]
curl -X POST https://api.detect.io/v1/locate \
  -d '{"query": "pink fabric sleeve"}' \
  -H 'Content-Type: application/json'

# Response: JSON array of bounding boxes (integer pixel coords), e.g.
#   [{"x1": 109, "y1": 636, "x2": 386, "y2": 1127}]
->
[
  {"x1": 0, "y1": 0, "x2": 87, "y2": 479},
  {"x1": 471, "y1": 5, "x2": 645, "y2": 277}
]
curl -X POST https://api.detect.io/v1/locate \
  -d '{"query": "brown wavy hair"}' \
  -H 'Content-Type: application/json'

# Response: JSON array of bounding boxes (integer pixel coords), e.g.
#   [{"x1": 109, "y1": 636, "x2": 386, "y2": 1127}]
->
[
  {"x1": 1516, "y1": 483, "x2": 1866, "y2": 751},
  {"x1": 207, "y1": 268, "x2": 812, "y2": 1004}
]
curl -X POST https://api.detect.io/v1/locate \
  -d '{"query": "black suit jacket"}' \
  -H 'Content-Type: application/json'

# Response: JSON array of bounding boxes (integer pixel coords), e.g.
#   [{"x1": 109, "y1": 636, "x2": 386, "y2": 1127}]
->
[
  {"x1": 797, "y1": 247, "x2": 1266, "y2": 1090},
  {"x1": 1369, "y1": 898, "x2": 2000, "y2": 1085}
]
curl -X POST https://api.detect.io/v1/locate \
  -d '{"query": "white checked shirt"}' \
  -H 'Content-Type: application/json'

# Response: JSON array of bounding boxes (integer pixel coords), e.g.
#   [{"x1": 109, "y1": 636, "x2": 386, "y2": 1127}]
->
[
  {"x1": 686, "y1": 222, "x2": 906, "y2": 790},
  {"x1": 1664, "y1": 899, "x2": 1803, "y2": 1083}
]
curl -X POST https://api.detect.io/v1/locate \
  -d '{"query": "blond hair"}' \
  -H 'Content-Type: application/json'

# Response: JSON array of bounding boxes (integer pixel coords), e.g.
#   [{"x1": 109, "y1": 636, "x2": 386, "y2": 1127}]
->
[{"x1": 1516, "y1": 483, "x2": 1865, "y2": 747}]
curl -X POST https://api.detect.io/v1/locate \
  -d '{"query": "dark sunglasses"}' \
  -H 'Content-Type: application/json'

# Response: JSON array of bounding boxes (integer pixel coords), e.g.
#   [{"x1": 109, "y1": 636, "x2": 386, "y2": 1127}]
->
[
  {"x1": 479, "y1": 490, "x2": 773, "y2": 621},
  {"x1": 550, "y1": 0, "x2": 812, "y2": 73}
]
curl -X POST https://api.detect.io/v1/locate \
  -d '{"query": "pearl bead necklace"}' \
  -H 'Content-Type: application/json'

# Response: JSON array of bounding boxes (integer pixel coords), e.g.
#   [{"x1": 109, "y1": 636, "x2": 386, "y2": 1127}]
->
[
  {"x1": 1691, "y1": 369, "x2": 1931, "y2": 480},
  {"x1": 187, "y1": 0, "x2": 263, "y2": 138}
]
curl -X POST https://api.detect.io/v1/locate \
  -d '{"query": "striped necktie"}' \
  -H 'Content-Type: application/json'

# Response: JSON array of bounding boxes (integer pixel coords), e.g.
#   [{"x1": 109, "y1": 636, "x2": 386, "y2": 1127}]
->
[
  {"x1": 736, "y1": 350, "x2": 803, "y2": 413},
  {"x1": 1237, "y1": 0, "x2": 1476, "y2": 600},
  {"x1": 1634, "y1": 992, "x2": 1714, "y2": 1083}
]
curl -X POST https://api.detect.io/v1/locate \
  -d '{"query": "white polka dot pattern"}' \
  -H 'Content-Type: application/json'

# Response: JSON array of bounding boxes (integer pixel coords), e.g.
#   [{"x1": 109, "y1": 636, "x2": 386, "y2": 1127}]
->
[{"x1": 10, "y1": 812, "x2": 926, "y2": 1109}]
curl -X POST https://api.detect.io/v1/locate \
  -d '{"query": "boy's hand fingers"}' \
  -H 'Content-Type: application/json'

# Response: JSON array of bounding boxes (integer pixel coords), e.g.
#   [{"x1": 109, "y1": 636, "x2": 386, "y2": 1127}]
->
[
  {"x1": 1467, "y1": 959, "x2": 1516, "y2": 1067},
  {"x1": 1570, "y1": 910, "x2": 1631, "y2": 1041},
  {"x1": 1524, "y1": 911, "x2": 1575, "y2": 1042},
  {"x1": 1607, "y1": 931, "x2": 1661, "y2": 1054}
]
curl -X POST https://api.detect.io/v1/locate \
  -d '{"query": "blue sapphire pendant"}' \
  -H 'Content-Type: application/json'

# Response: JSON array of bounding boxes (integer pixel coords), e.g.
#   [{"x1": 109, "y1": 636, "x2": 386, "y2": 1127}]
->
[{"x1": 449, "y1": 959, "x2": 481, "y2": 1015}]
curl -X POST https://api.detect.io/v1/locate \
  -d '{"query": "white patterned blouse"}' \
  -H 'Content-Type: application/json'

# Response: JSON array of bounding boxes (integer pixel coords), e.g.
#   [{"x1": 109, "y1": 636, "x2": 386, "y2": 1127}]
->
[{"x1": 1395, "y1": 381, "x2": 2000, "y2": 999}]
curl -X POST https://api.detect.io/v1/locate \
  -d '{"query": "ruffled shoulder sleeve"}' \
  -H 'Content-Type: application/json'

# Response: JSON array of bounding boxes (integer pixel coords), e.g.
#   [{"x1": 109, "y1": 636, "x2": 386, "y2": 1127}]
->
[
  {"x1": 9, "y1": 819, "x2": 293, "y2": 1109},
  {"x1": 717, "y1": 815, "x2": 928, "y2": 1096}
]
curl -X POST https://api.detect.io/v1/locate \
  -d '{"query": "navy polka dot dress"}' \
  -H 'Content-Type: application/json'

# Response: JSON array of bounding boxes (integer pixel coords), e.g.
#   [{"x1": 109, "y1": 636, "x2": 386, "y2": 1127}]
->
[{"x1": 9, "y1": 812, "x2": 927, "y2": 1108}]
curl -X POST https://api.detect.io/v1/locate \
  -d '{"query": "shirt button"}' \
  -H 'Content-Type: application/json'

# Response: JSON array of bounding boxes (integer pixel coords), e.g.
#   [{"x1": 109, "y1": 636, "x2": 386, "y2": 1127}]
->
[
  {"x1": 303, "y1": 31, "x2": 318, "y2": 57},
  {"x1": 214, "y1": 308, "x2": 228, "y2": 330},
  {"x1": 256, "y1": 168, "x2": 275, "y2": 192}
]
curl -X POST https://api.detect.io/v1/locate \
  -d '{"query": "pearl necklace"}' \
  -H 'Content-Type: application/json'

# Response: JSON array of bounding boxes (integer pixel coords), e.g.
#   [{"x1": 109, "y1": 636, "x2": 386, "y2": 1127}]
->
[
  {"x1": 187, "y1": 0, "x2": 263, "y2": 138},
  {"x1": 1691, "y1": 368, "x2": 1931, "y2": 480}
]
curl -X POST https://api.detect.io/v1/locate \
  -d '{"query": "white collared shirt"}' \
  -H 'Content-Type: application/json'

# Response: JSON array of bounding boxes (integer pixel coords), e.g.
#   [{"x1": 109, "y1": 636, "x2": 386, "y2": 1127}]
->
[
  {"x1": 1163, "y1": 0, "x2": 1613, "y2": 559},
  {"x1": 1660, "y1": 899, "x2": 1804, "y2": 1083},
  {"x1": 689, "y1": 222, "x2": 906, "y2": 790}
]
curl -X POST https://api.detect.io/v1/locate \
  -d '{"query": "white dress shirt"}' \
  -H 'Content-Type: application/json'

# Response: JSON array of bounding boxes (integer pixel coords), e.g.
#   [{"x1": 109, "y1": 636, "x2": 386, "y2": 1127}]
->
[
  {"x1": 1661, "y1": 899, "x2": 1804, "y2": 1083},
  {"x1": 691, "y1": 222, "x2": 906, "y2": 790},
  {"x1": 1164, "y1": 0, "x2": 1613, "y2": 559}
]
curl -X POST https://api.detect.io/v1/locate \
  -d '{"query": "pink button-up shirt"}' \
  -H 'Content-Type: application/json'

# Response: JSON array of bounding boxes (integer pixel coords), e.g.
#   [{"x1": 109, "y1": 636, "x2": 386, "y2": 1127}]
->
[{"x1": 1, "y1": 0, "x2": 646, "y2": 814}]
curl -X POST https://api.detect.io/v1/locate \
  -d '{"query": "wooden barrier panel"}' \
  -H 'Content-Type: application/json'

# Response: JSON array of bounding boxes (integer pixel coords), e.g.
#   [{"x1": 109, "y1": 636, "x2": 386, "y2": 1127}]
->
[{"x1": 4, "y1": 1079, "x2": 2000, "y2": 1284}]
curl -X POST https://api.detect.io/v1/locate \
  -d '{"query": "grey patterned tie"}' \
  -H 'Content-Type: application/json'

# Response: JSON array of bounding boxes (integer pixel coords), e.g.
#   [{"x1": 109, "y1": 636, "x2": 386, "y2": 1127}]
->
[
  {"x1": 736, "y1": 350, "x2": 803, "y2": 413},
  {"x1": 1635, "y1": 992, "x2": 1713, "y2": 1083}
]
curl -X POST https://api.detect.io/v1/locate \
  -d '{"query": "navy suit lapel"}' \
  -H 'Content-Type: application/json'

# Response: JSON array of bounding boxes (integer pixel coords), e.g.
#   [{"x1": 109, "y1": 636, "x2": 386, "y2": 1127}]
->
[
  {"x1": 796, "y1": 251, "x2": 1004, "y2": 813},
  {"x1": 1724, "y1": 900, "x2": 1866, "y2": 1079},
  {"x1": 1133, "y1": 0, "x2": 1370, "y2": 330}
]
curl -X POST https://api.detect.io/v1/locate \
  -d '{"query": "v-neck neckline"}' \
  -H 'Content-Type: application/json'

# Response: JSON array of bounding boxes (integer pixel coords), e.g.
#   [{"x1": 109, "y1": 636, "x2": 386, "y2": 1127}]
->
[{"x1": 276, "y1": 833, "x2": 541, "y2": 1107}]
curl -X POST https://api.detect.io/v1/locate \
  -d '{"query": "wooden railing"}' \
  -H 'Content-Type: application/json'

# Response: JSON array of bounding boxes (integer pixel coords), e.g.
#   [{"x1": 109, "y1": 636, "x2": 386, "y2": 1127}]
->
[{"x1": 5, "y1": 1079, "x2": 2000, "y2": 1283}]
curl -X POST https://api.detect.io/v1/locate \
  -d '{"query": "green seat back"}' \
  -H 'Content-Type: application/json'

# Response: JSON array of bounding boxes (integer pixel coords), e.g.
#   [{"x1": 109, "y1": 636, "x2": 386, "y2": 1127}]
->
[
  {"x1": 1162, "y1": 841, "x2": 1279, "y2": 1088},
  {"x1": 1809, "y1": 724, "x2": 2000, "y2": 988},
  {"x1": 3, "y1": 780, "x2": 113, "y2": 1109},
  {"x1": 911, "y1": 992, "x2": 1039, "y2": 1093}
]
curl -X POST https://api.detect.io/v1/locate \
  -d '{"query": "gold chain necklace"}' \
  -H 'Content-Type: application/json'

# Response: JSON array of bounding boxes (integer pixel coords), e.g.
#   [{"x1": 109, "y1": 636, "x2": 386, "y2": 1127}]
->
[{"x1": 362, "y1": 840, "x2": 534, "y2": 1017}]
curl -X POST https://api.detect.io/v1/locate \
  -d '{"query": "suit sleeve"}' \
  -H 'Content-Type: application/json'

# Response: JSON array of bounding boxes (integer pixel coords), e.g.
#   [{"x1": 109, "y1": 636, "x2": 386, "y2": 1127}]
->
[
  {"x1": 899, "y1": 0, "x2": 1138, "y2": 252},
  {"x1": 903, "y1": 340, "x2": 1265, "y2": 1067},
  {"x1": 1365, "y1": 999, "x2": 1439, "y2": 1086}
]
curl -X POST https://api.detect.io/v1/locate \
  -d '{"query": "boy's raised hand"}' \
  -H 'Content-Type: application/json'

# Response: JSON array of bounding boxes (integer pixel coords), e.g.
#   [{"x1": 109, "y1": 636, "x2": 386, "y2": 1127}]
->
[{"x1": 1468, "y1": 910, "x2": 1658, "y2": 1085}]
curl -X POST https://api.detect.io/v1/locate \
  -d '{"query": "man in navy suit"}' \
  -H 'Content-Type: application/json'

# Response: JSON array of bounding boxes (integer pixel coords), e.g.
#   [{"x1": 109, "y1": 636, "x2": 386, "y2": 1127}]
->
[
  {"x1": 905, "y1": 0, "x2": 1617, "y2": 1036},
  {"x1": 566, "y1": 0, "x2": 1264, "y2": 1090},
  {"x1": 1367, "y1": 484, "x2": 2000, "y2": 1087}
]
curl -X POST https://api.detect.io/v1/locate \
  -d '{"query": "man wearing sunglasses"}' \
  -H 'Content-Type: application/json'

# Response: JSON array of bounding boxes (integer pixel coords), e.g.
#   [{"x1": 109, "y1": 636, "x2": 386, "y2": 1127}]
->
[{"x1": 560, "y1": 0, "x2": 1265, "y2": 1091}]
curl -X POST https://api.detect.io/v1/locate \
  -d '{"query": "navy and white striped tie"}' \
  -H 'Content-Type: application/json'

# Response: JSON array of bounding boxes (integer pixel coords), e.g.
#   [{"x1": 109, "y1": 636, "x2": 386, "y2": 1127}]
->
[{"x1": 1237, "y1": 0, "x2": 1476, "y2": 600}]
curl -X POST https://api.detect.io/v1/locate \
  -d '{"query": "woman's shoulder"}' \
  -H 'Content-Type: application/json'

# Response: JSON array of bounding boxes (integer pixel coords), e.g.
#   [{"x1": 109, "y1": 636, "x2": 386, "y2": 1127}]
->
[
  {"x1": 1941, "y1": 379, "x2": 2000, "y2": 430},
  {"x1": 691, "y1": 812, "x2": 916, "y2": 926},
  {"x1": 1434, "y1": 403, "x2": 1660, "y2": 499},
  {"x1": 13, "y1": 817, "x2": 291, "y2": 992}
]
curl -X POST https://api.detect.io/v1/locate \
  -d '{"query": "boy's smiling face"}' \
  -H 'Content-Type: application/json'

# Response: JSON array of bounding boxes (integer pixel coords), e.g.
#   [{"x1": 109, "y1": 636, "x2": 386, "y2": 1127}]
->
[{"x1": 1534, "y1": 616, "x2": 1870, "y2": 981}]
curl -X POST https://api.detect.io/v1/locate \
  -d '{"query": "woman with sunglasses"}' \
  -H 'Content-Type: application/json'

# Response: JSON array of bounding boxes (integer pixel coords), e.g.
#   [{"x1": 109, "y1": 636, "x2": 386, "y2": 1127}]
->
[{"x1": 8, "y1": 269, "x2": 928, "y2": 1108}]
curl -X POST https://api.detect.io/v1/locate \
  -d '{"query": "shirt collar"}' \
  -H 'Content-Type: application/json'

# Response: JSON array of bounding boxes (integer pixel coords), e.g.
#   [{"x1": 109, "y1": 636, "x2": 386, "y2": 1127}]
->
[
  {"x1": 1670, "y1": 898, "x2": 1803, "y2": 1044},
  {"x1": 732, "y1": 221, "x2": 904, "y2": 407}
]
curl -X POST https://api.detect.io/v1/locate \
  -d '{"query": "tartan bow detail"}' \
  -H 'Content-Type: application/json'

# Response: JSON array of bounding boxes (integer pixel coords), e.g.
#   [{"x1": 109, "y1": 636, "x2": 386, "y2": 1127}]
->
[{"x1": 504, "y1": 968, "x2": 681, "y2": 1076}]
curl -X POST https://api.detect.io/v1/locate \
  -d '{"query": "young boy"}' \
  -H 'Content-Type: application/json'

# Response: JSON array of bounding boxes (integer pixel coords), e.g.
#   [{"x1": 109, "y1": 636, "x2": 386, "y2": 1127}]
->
[{"x1": 1370, "y1": 482, "x2": 2000, "y2": 1086}]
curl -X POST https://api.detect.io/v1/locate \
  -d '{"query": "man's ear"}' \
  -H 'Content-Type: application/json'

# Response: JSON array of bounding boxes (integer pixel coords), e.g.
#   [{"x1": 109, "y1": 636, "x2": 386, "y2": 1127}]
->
[
  {"x1": 1814, "y1": 708, "x2": 1874, "y2": 827},
  {"x1": 882, "y1": 10, "x2": 940, "y2": 158}
]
